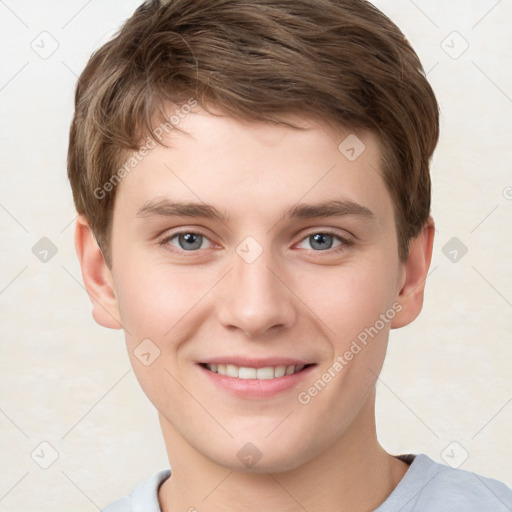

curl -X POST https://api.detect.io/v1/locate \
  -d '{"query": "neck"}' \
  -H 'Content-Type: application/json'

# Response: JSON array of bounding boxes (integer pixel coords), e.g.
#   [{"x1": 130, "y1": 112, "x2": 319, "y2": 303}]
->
[{"x1": 158, "y1": 389, "x2": 409, "y2": 512}]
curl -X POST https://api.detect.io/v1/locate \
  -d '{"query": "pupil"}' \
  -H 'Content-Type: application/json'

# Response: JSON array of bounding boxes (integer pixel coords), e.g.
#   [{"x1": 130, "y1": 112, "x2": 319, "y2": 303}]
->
[
  {"x1": 180, "y1": 233, "x2": 201, "y2": 250},
  {"x1": 311, "y1": 233, "x2": 332, "y2": 250}
]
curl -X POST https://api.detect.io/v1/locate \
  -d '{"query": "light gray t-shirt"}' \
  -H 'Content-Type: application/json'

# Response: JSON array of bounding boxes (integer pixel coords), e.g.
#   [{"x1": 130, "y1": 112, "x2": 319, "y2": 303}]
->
[{"x1": 101, "y1": 453, "x2": 512, "y2": 511}]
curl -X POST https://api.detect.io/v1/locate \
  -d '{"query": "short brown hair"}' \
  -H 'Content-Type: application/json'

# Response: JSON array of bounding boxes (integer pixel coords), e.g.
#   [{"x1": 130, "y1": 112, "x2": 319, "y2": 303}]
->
[{"x1": 67, "y1": 0, "x2": 439, "y2": 265}]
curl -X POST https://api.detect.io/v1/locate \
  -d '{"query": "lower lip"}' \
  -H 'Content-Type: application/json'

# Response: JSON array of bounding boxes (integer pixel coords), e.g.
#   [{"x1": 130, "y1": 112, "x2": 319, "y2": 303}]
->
[{"x1": 199, "y1": 364, "x2": 315, "y2": 399}]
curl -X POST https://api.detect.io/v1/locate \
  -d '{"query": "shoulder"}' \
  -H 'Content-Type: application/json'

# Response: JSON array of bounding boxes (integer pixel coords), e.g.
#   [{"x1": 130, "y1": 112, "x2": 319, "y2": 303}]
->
[
  {"x1": 101, "y1": 496, "x2": 131, "y2": 512},
  {"x1": 377, "y1": 454, "x2": 512, "y2": 512},
  {"x1": 101, "y1": 469, "x2": 171, "y2": 512},
  {"x1": 422, "y1": 455, "x2": 512, "y2": 510}
]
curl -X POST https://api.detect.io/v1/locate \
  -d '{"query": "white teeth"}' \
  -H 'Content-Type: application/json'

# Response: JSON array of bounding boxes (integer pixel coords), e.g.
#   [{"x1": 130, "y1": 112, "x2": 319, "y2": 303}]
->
[
  {"x1": 256, "y1": 367, "x2": 275, "y2": 380},
  {"x1": 226, "y1": 364, "x2": 238, "y2": 377},
  {"x1": 206, "y1": 363, "x2": 307, "y2": 379},
  {"x1": 238, "y1": 367, "x2": 257, "y2": 379},
  {"x1": 274, "y1": 365, "x2": 286, "y2": 378}
]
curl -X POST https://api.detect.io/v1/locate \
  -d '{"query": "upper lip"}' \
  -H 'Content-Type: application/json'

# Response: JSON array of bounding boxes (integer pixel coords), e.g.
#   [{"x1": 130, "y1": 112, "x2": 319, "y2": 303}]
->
[{"x1": 199, "y1": 357, "x2": 315, "y2": 369}]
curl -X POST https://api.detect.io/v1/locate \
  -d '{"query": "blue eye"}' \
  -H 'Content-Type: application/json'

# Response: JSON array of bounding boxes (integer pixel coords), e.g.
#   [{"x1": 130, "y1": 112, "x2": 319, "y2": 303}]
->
[
  {"x1": 163, "y1": 231, "x2": 212, "y2": 251},
  {"x1": 297, "y1": 232, "x2": 348, "y2": 252},
  {"x1": 312, "y1": 233, "x2": 336, "y2": 251}
]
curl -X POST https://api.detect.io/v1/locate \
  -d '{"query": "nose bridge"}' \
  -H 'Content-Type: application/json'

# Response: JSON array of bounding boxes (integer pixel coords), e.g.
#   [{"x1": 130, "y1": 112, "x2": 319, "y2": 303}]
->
[{"x1": 216, "y1": 238, "x2": 296, "y2": 337}]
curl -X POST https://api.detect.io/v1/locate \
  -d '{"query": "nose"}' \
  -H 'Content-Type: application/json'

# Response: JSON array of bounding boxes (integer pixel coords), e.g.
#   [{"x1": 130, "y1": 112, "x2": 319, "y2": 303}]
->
[{"x1": 216, "y1": 244, "x2": 297, "y2": 339}]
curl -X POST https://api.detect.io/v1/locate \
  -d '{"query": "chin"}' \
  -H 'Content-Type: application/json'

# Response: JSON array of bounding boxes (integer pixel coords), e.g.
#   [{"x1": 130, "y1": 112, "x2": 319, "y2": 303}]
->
[{"x1": 199, "y1": 430, "x2": 320, "y2": 475}]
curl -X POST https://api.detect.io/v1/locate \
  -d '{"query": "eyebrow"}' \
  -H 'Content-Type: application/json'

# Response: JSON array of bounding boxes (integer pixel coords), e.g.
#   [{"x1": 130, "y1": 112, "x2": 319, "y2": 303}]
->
[
  {"x1": 284, "y1": 200, "x2": 374, "y2": 220},
  {"x1": 136, "y1": 198, "x2": 375, "y2": 222},
  {"x1": 136, "y1": 200, "x2": 230, "y2": 221}
]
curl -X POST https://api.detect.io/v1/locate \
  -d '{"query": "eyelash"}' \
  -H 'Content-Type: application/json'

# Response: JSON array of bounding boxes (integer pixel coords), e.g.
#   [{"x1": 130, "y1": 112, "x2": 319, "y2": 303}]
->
[{"x1": 159, "y1": 229, "x2": 353, "y2": 256}]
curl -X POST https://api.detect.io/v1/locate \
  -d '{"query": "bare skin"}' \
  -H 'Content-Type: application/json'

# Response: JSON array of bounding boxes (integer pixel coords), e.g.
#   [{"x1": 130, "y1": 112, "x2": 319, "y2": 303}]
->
[{"x1": 75, "y1": 107, "x2": 434, "y2": 511}]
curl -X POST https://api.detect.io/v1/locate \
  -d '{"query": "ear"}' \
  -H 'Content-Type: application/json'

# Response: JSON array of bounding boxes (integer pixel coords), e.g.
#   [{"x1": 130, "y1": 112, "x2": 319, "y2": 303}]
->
[
  {"x1": 391, "y1": 218, "x2": 435, "y2": 329},
  {"x1": 74, "y1": 215, "x2": 122, "y2": 329}
]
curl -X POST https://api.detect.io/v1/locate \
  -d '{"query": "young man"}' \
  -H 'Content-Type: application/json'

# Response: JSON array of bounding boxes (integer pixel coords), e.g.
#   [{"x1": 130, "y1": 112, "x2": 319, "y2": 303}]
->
[{"x1": 67, "y1": 0, "x2": 512, "y2": 510}]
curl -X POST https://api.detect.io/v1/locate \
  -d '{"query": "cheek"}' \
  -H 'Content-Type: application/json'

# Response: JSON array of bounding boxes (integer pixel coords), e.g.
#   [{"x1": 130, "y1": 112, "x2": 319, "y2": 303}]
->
[
  {"x1": 292, "y1": 259, "x2": 400, "y2": 418},
  {"x1": 296, "y1": 258, "x2": 400, "y2": 344},
  {"x1": 115, "y1": 261, "x2": 202, "y2": 342},
  {"x1": 114, "y1": 262, "x2": 205, "y2": 403}
]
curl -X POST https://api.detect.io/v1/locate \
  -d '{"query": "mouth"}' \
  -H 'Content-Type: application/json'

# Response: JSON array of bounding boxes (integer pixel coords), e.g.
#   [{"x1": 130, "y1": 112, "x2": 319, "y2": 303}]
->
[
  {"x1": 200, "y1": 363, "x2": 314, "y2": 379},
  {"x1": 198, "y1": 360, "x2": 316, "y2": 399}
]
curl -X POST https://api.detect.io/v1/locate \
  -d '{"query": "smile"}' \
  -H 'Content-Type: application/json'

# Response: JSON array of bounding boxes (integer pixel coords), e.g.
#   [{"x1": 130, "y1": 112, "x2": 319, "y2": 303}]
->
[
  {"x1": 199, "y1": 360, "x2": 316, "y2": 399},
  {"x1": 203, "y1": 363, "x2": 309, "y2": 379}
]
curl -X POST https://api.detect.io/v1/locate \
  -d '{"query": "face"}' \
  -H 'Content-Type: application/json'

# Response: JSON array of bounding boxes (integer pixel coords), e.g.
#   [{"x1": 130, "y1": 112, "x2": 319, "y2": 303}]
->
[{"x1": 96, "y1": 107, "x2": 417, "y2": 472}]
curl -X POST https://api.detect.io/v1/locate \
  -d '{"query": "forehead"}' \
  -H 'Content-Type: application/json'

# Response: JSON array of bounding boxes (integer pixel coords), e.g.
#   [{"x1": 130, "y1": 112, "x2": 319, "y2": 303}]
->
[{"x1": 114, "y1": 108, "x2": 393, "y2": 229}]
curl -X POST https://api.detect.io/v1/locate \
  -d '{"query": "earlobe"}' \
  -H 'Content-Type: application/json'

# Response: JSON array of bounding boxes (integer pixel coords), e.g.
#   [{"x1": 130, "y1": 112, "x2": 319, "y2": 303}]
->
[
  {"x1": 391, "y1": 218, "x2": 435, "y2": 329},
  {"x1": 74, "y1": 216, "x2": 123, "y2": 329}
]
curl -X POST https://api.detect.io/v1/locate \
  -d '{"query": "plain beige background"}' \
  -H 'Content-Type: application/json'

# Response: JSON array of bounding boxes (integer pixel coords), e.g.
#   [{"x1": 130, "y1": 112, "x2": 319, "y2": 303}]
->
[{"x1": 0, "y1": 0, "x2": 511, "y2": 510}]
